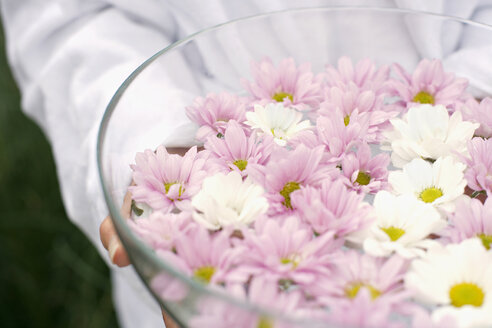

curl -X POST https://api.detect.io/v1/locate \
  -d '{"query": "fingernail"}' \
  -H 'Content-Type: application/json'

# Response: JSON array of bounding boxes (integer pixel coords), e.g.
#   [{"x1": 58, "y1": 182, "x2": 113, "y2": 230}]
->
[{"x1": 108, "y1": 236, "x2": 119, "y2": 263}]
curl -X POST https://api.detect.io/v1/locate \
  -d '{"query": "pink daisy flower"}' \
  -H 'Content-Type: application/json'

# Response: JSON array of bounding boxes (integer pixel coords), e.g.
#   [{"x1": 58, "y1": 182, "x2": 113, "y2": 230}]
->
[
  {"x1": 442, "y1": 196, "x2": 492, "y2": 250},
  {"x1": 388, "y1": 58, "x2": 470, "y2": 111},
  {"x1": 291, "y1": 179, "x2": 374, "y2": 237},
  {"x1": 462, "y1": 137, "x2": 492, "y2": 196},
  {"x1": 185, "y1": 92, "x2": 247, "y2": 141},
  {"x1": 230, "y1": 216, "x2": 339, "y2": 287},
  {"x1": 191, "y1": 277, "x2": 321, "y2": 328},
  {"x1": 308, "y1": 250, "x2": 409, "y2": 308},
  {"x1": 338, "y1": 143, "x2": 390, "y2": 194},
  {"x1": 150, "y1": 226, "x2": 244, "y2": 304},
  {"x1": 189, "y1": 277, "x2": 309, "y2": 328},
  {"x1": 324, "y1": 56, "x2": 390, "y2": 96},
  {"x1": 150, "y1": 264, "x2": 191, "y2": 302},
  {"x1": 326, "y1": 289, "x2": 405, "y2": 328},
  {"x1": 319, "y1": 84, "x2": 397, "y2": 141},
  {"x1": 320, "y1": 83, "x2": 384, "y2": 116},
  {"x1": 460, "y1": 97, "x2": 492, "y2": 138},
  {"x1": 204, "y1": 120, "x2": 274, "y2": 177},
  {"x1": 241, "y1": 57, "x2": 324, "y2": 111},
  {"x1": 292, "y1": 110, "x2": 368, "y2": 166},
  {"x1": 156, "y1": 225, "x2": 245, "y2": 286},
  {"x1": 249, "y1": 144, "x2": 336, "y2": 214},
  {"x1": 129, "y1": 146, "x2": 209, "y2": 212},
  {"x1": 128, "y1": 211, "x2": 194, "y2": 251}
]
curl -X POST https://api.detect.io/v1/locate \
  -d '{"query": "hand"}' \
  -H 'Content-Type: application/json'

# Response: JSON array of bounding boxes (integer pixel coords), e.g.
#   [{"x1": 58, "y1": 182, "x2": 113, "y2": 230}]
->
[
  {"x1": 100, "y1": 193, "x2": 181, "y2": 327},
  {"x1": 99, "y1": 190, "x2": 132, "y2": 267},
  {"x1": 99, "y1": 147, "x2": 191, "y2": 326}
]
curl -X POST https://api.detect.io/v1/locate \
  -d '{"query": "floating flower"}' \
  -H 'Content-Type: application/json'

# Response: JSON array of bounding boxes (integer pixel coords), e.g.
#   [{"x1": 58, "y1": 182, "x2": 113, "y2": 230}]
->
[
  {"x1": 231, "y1": 216, "x2": 338, "y2": 287},
  {"x1": 385, "y1": 104, "x2": 478, "y2": 168},
  {"x1": 191, "y1": 171, "x2": 268, "y2": 231},
  {"x1": 459, "y1": 98, "x2": 492, "y2": 138},
  {"x1": 299, "y1": 109, "x2": 368, "y2": 165},
  {"x1": 309, "y1": 250, "x2": 409, "y2": 309},
  {"x1": 320, "y1": 83, "x2": 384, "y2": 117},
  {"x1": 251, "y1": 145, "x2": 335, "y2": 214},
  {"x1": 241, "y1": 57, "x2": 324, "y2": 111},
  {"x1": 157, "y1": 225, "x2": 245, "y2": 286},
  {"x1": 128, "y1": 211, "x2": 194, "y2": 251},
  {"x1": 190, "y1": 277, "x2": 309, "y2": 328},
  {"x1": 326, "y1": 289, "x2": 403, "y2": 328},
  {"x1": 442, "y1": 196, "x2": 492, "y2": 250},
  {"x1": 318, "y1": 83, "x2": 397, "y2": 143},
  {"x1": 151, "y1": 226, "x2": 245, "y2": 303},
  {"x1": 129, "y1": 146, "x2": 209, "y2": 212},
  {"x1": 352, "y1": 191, "x2": 446, "y2": 258},
  {"x1": 291, "y1": 179, "x2": 373, "y2": 237},
  {"x1": 388, "y1": 58, "x2": 470, "y2": 111},
  {"x1": 462, "y1": 137, "x2": 492, "y2": 196},
  {"x1": 405, "y1": 239, "x2": 492, "y2": 328},
  {"x1": 338, "y1": 143, "x2": 390, "y2": 194},
  {"x1": 324, "y1": 56, "x2": 390, "y2": 96},
  {"x1": 245, "y1": 103, "x2": 311, "y2": 146},
  {"x1": 388, "y1": 157, "x2": 467, "y2": 213},
  {"x1": 204, "y1": 120, "x2": 274, "y2": 177},
  {"x1": 186, "y1": 92, "x2": 247, "y2": 141}
]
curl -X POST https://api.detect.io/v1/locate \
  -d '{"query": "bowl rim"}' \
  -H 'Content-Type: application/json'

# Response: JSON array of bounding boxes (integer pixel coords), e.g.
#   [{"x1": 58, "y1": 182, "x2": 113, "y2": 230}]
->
[{"x1": 96, "y1": 5, "x2": 492, "y2": 324}]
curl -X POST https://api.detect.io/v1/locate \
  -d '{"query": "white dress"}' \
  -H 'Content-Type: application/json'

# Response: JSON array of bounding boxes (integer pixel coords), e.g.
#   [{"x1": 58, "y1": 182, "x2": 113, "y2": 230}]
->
[{"x1": 2, "y1": 0, "x2": 492, "y2": 326}]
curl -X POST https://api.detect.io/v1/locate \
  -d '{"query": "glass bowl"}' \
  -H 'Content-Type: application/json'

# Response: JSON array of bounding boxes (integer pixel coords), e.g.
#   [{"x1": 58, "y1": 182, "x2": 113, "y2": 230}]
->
[{"x1": 97, "y1": 7, "x2": 492, "y2": 327}]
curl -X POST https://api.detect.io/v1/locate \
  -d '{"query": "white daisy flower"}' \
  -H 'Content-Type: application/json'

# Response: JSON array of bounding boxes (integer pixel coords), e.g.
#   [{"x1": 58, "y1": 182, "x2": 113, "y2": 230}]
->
[
  {"x1": 245, "y1": 103, "x2": 311, "y2": 146},
  {"x1": 385, "y1": 104, "x2": 478, "y2": 168},
  {"x1": 405, "y1": 239, "x2": 492, "y2": 328},
  {"x1": 388, "y1": 156, "x2": 467, "y2": 213},
  {"x1": 359, "y1": 191, "x2": 446, "y2": 258},
  {"x1": 191, "y1": 171, "x2": 268, "y2": 230}
]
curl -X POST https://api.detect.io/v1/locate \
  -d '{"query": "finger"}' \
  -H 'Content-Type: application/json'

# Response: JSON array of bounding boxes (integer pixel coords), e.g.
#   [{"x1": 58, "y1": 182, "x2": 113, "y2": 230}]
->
[
  {"x1": 100, "y1": 216, "x2": 115, "y2": 249},
  {"x1": 99, "y1": 216, "x2": 131, "y2": 267},
  {"x1": 109, "y1": 236, "x2": 131, "y2": 267},
  {"x1": 162, "y1": 309, "x2": 180, "y2": 328},
  {"x1": 121, "y1": 190, "x2": 133, "y2": 219}
]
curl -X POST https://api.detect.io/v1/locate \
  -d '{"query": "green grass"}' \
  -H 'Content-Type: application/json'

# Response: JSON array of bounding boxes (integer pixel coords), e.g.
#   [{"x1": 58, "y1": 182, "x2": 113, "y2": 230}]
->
[{"x1": 0, "y1": 25, "x2": 118, "y2": 327}]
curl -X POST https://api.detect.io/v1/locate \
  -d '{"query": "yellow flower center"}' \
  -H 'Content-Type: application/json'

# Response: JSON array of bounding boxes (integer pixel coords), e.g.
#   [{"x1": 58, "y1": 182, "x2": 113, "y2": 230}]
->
[
  {"x1": 164, "y1": 182, "x2": 185, "y2": 201},
  {"x1": 413, "y1": 91, "x2": 435, "y2": 104},
  {"x1": 272, "y1": 91, "x2": 294, "y2": 102},
  {"x1": 344, "y1": 115, "x2": 351, "y2": 126},
  {"x1": 164, "y1": 182, "x2": 175, "y2": 193},
  {"x1": 419, "y1": 187, "x2": 443, "y2": 203},
  {"x1": 280, "y1": 254, "x2": 301, "y2": 269},
  {"x1": 355, "y1": 171, "x2": 371, "y2": 186},
  {"x1": 345, "y1": 282, "x2": 381, "y2": 300},
  {"x1": 257, "y1": 317, "x2": 274, "y2": 328},
  {"x1": 279, "y1": 181, "x2": 301, "y2": 209},
  {"x1": 449, "y1": 282, "x2": 485, "y2": 308},
  {"x1": 233, "y1": 159, "x2": 248, "y2": 171},
  {"x1": 193, "y1": 266, "x2": 216, "y2": 284},
  {"x1": 380, "y1": 226, "x2": 406, "y2": 241},
  {"x1": 477, "y1": 233, "x2": 492, "y2": 250}
]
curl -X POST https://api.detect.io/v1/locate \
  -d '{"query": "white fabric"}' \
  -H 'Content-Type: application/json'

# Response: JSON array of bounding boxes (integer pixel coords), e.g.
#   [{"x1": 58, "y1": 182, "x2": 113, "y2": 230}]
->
[{"x1": 2, "y1": 1, "x2": 492, "y2": 327}]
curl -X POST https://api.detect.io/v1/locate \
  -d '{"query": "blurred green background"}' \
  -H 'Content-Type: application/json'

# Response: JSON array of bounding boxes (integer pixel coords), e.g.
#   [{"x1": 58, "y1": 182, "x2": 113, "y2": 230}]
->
[{"x1": 0, "y1": 25, "x2": 118, "y2": 327}]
